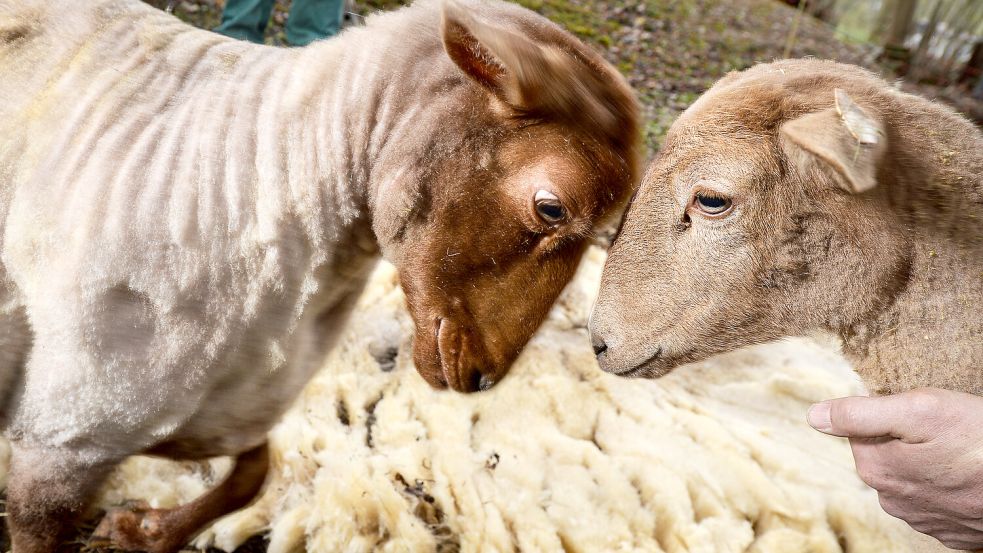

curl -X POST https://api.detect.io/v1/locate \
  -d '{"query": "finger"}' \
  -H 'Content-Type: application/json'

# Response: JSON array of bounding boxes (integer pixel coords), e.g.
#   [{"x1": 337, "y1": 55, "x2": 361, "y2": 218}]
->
[{"x1": 807, "y1": 393, "x2": 931, "y2": 440}]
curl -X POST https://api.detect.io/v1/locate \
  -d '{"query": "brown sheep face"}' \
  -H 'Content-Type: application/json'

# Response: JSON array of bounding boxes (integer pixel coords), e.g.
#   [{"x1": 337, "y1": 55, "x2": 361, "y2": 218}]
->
[
  {"x1": 375, "y1": 3, "x2": 639, "y2": 392},
  {"x1": 591, "y1": 66, "x2": 909, "y2": 379}
]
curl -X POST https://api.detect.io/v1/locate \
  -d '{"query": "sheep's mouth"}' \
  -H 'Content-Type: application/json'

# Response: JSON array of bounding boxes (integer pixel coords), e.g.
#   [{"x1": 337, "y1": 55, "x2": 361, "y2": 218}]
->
[
  {"x1": 435, "y1": 317, "x2": 445, "y2": 374},
  {"x1": 436, "y1": 317, "x2": 460, "y2": 389},
  {"x1": 612, "y1": 347, "x2": 677, "y2": 379},
  {"x1": 435, "y1": 316, "x2": 494, "y2": 393}
]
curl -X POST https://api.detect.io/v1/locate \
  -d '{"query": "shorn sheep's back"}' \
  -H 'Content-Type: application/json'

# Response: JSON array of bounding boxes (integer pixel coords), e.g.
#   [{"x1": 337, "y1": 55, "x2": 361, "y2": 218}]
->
[{"x1": 0, "y1": 0, "x2": 330, "y2": 253}]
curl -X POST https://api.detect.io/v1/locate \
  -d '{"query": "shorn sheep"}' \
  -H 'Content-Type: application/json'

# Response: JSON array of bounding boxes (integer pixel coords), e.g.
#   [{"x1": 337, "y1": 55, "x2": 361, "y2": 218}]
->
[
  {"x1": 592, "y1": 59, "x2": 982, "y2": 397},
  {"x1": 0, "y1": 249, "x2": 947, "y2": 551},
  {"x1": 0, "y1": 0, "x2": 639, "y2": 550}
]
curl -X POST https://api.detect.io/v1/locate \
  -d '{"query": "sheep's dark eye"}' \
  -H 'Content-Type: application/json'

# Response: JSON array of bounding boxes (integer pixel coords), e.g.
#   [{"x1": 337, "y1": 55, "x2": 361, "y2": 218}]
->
[
  {"x1": 536, "y1": 201, "x2": 565, "y2": 223},
  {"x1": 693, "y1": 192, "x2": 732, "y2": 216},
  {"x1": 534, "y1": 189, "x2": 566, "y2": 225}
]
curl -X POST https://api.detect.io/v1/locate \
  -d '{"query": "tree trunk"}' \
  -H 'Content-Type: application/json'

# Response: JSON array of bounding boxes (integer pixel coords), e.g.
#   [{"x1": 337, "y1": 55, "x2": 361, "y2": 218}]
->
[
  {"x1": 880, "y1": 0, "x2": 918, "y2": 75},
  {"x1": 910, "y1": 0, "x2": 948, "y2": 77},
  {"x1": 779, "y1": 0, "x2": 837, "y2": 24},
  {"x1": 871, "y1": 0, "x2": 894, "y2": 43},
  {"x1": 884, "y1": 0, "x2": 917, "y2": 48},
  {"x1": 807, "y1": 0, "x2": 838, "y2": 24},
  {"x1": 958, "y1": 41, "x2": 983, "y2": 86},
  {"x1": 972, "y1": 72, "x2": 983, "y2": 100},
  {"x1": 936, "y1": 2, "x2": 981, "y2": 78}
]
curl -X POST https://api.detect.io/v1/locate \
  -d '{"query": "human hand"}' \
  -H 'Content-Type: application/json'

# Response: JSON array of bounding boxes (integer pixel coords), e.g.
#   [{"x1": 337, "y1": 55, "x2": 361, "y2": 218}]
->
[{"x1": 808, "y1": 388, "x2": 983, "y2": 551}]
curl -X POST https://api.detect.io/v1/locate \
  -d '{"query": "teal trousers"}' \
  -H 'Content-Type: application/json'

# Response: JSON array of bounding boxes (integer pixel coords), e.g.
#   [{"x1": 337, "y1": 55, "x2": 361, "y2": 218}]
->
[{"x1": 215, "y1": 0, "x2": 344, "y2": 46}]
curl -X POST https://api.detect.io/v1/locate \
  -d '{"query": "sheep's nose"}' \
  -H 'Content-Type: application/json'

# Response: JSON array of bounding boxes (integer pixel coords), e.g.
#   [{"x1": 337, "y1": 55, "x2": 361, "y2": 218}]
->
[
  {"x1": 478, "y1": 374, "x2": 497, "y2": 392},
  {"x1": 592, "y1": 337, "x2": 608, "y2": 357}
]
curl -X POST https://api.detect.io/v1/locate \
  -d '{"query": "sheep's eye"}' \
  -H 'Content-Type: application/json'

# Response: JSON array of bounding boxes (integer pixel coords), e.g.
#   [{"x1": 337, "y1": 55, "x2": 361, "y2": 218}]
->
[
  {"x1": 693, "y1": 192, "x2": 732, "y2": 216},
  {"x1": 534, "y1": 190, "x2": 566, "y2": 225},
  {"x1": 536, "y1": 201, "x2": 565, "y2": 222}
]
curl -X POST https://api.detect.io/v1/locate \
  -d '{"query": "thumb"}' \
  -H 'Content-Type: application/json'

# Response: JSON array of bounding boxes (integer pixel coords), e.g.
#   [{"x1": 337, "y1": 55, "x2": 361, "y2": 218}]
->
[{"x1": 807, "y1": 395, "x2": 915, "y2": 439}]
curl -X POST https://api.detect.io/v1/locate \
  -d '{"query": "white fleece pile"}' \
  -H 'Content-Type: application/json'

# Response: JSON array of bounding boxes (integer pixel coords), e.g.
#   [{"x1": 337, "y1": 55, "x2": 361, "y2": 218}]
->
[{"x1": 2, "y1": 248, "x2": 946, "y2": 552}]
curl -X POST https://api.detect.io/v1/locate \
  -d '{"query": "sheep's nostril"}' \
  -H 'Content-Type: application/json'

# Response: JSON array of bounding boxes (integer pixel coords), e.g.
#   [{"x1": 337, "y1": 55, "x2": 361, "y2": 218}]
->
[
  {"x1": 465, "y1": 370, "x2": 483, "y2": 393},
  {"x1": 478, "y1": 374, "x2": 496, "y2": 391},
  {"x1": 592, "y1": 339, "x2": 608, "y2": 357}
]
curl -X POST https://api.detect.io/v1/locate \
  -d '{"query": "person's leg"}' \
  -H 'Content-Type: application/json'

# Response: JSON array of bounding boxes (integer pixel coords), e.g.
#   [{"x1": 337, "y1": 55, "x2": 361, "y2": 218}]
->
[
  {"x1": 214, "y1": 0, "x2": 276, "y2": 44},
  {"x1": 285, "y1": 0, "x2": 346, "y2": 46}
]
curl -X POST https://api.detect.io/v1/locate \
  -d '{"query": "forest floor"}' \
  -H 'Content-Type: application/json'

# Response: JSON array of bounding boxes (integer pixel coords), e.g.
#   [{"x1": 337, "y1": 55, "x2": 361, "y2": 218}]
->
[{"x1": 2, "y1": 0, "x2": 979, "y2": 551}]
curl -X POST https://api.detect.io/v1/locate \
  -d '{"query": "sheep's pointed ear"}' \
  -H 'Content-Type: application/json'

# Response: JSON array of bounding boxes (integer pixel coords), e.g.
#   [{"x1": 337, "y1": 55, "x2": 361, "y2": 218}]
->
[
  {"x1": 440, "y1": 1, "x2": 621, "y2": 138},
  {"x1": 441, "y1": 1, "x2": 511, "y2": 96},
  {"x1": 780, "y1": 89, "x2": 887, "y2": 194}
]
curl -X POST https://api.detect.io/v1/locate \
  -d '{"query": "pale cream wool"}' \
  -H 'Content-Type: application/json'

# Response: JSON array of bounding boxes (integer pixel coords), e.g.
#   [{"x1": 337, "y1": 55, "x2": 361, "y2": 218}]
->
[{"x1": 0, "y1": 248, "x2": 931, "y2": 552}]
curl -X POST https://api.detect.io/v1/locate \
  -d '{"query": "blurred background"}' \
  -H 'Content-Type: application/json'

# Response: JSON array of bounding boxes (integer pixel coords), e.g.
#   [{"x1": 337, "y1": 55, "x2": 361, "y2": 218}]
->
[{"x1": 144, "y1": 0, "x2": 983, "y2": 155}]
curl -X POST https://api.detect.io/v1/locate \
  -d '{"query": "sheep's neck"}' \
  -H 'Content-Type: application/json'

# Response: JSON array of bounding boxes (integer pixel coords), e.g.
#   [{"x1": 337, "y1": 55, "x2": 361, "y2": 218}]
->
[
  {"x1": 247, "y1": 9, "x2": 453, "y2": 261},
  {"x1": 840, "y1": 119, "x2": 983, "y2": 395},
  {"x1": 209, "y1": 41, "x2": 384, "y2": 261},
  {"x1": 180, "y1": 18, "x2": 448, "y2": 265}
]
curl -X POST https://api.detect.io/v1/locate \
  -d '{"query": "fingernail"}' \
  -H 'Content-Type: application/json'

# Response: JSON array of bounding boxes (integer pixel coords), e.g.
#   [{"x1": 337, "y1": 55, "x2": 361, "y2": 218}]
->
[{"x1": 807, "y1": 401, "x2": 832, "y2": 433}]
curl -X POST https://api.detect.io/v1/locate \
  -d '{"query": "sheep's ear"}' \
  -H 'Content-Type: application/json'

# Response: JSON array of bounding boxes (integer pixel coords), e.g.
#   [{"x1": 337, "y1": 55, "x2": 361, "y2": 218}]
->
[
  {"x1": 780, "y1": 89, "x2": 886, "y2": 194},
  {"x1": 441, "y1": 1, "x2": 510, "y2": 97},
  {"x1": 440, "y1": 1, "x2": 620, "y2": 137}
]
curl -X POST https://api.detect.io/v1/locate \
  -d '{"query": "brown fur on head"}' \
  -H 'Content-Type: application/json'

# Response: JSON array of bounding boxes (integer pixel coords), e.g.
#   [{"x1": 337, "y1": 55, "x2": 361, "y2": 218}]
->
[
  {"x1": 590, "y1": 59, "x2": 983, "y2": 394},
  {"x1": 373, "y1": 0, "x2": 639, "y2": 392}
]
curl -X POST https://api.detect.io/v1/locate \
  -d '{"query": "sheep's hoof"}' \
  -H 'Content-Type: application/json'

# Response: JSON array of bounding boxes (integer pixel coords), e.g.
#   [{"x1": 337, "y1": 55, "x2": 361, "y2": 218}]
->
[{"x1": 90, "y1": 501, "x2": 183, "y2": 553}]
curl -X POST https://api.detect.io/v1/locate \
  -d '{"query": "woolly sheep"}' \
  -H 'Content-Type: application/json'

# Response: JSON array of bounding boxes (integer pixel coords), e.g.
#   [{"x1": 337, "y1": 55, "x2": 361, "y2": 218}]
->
[{"x1": 592, "y1": 59, "x2": 982, "y2": 397}]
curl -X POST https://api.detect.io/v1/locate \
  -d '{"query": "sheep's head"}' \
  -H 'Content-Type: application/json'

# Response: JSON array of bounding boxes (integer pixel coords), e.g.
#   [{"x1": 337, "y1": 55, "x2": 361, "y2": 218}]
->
[
  {"x1": 373, "y1": 1, "x2": 639, "y2": 392},
  {"x1": 590, "y1": 60, "x2": 910, "y2": 379}
]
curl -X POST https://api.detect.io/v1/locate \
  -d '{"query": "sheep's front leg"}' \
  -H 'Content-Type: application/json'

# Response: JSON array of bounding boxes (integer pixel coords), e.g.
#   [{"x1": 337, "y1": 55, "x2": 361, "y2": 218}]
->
[
  {"x1": 90, "y1": 442, "x2": 269, "y2": 553},
  {"x1": 6, "y1": 443, "x2": 116, "y2": 553}
]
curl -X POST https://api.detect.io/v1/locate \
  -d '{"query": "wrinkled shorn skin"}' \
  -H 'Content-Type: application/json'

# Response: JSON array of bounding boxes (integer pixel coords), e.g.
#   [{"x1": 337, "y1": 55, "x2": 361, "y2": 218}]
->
[
  {"x1": 0, "y1": 0, "x2": 639, "y2": 550},
  {"x1": 591, "y1": 59, "x2": 982, "y2": 396}
]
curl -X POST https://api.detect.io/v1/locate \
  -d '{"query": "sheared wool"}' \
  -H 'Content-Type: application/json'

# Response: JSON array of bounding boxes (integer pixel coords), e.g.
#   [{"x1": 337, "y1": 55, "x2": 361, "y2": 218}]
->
[{"x1": 3, "y1": 248, "x2": 943, "y2": 552}]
